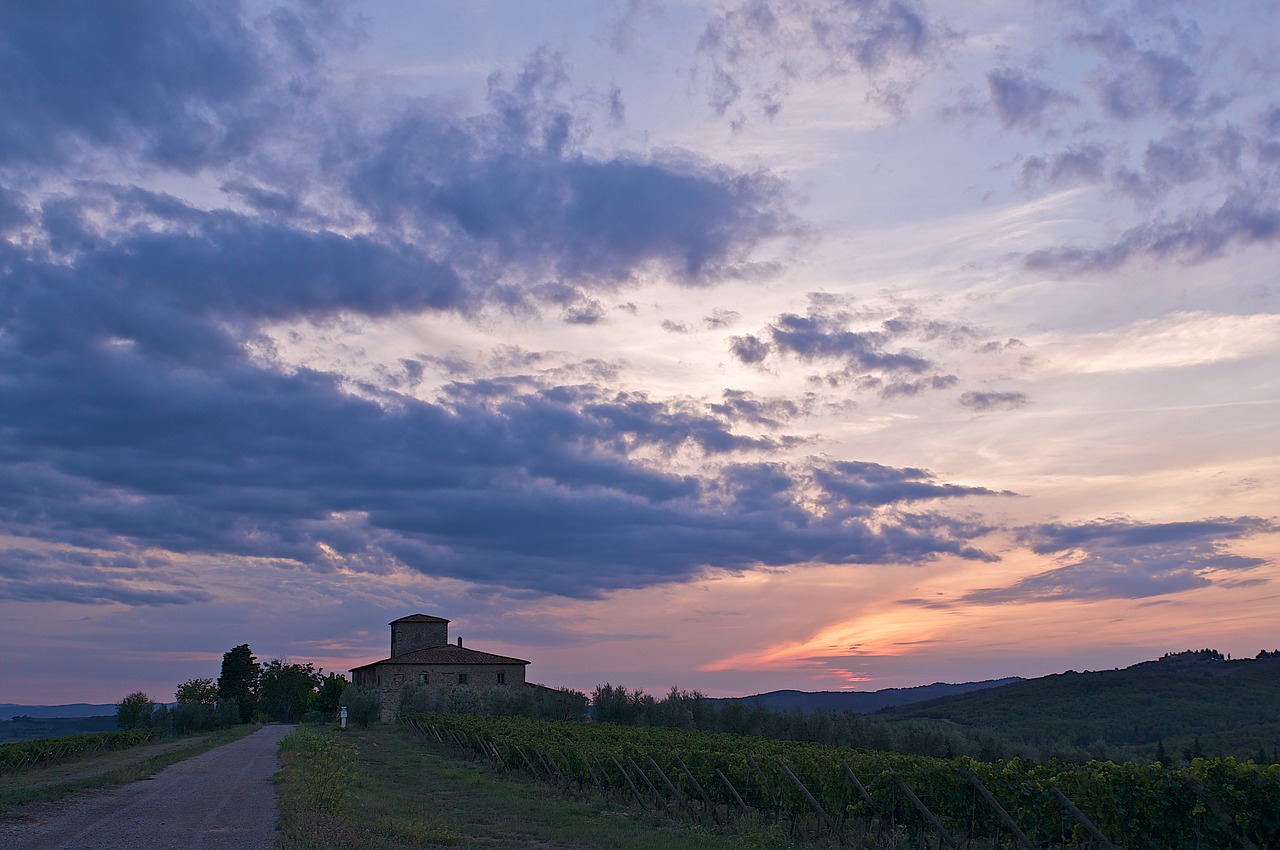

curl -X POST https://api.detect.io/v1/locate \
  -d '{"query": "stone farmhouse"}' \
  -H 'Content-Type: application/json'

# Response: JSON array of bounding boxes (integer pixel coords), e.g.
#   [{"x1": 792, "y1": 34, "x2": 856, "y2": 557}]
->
[{"x1": 350, "y1": 614, "x2": 529, "y2": 721}]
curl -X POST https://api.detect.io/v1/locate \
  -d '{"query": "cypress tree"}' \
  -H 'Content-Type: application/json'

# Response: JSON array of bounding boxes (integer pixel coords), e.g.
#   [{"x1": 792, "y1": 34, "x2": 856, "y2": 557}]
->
[{"x1": 217, "y1": 643, "x2": 259, "y2": 723}]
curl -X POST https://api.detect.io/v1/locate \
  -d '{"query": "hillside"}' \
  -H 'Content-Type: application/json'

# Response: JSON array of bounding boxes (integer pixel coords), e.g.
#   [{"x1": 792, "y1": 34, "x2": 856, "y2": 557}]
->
[
  {"x1": 0, "y1": 714, "x2": 117, "y2": 744},
  {"x1": 708, "y1": 678, "x2": 1022, "y2": 714},
  {"x1": 879, "y1": 650, "x2": 1280, "y2": 761},
  {"x1": 1, "y1": 703, "x2": 116, "y2": 720}
]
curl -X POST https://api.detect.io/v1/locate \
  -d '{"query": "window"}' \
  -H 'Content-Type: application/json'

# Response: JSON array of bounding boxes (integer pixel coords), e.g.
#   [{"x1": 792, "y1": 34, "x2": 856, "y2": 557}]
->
[
  {"x1": 496, "y1": 672, "x2": 506, "y2": 685},
  {"x1": 392, "y1": 673, "x2": 404, "y2": 685},
  {"x1": 418, "y1": 673, "x2": 428, "y2": 684},
  {"x1": 457, "y1": 673, "x2": 468, "y2": 685}
]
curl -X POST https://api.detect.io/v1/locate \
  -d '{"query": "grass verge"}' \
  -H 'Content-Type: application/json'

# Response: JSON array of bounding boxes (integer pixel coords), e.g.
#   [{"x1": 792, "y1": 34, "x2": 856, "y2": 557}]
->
[
  {"x1": 275, "y1": 724, "x2": 813, "y2": 850},
  {"x1": 0, "y1": 724, "x2": 261, "y2": 813}
]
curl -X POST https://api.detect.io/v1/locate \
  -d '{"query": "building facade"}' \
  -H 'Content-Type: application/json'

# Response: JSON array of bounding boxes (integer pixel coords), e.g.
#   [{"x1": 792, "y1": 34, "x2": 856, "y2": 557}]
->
[{"x1": 350, "y1": 614, "x2": 529, "y2": 721}]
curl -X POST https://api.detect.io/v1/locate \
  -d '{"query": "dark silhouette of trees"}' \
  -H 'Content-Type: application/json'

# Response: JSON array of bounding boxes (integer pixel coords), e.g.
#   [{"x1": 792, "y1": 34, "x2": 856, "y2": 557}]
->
[
  {"x1": 217, "y1": 643, "x2": 258, "y2": 723},
  {"x1": 258, "y1": 659, "x2": 322, "y2": 722},
  {"x1": 309, "y1": 672, "x2": 348, "y2": 716},
  {"x1": 116, "y1": 691, "x2": 156, "y2": 730}
]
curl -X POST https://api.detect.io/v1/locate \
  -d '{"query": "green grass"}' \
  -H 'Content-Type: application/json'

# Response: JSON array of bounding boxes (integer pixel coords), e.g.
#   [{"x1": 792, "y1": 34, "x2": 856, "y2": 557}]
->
[
  {"x1": 0, "y1": 724, "x2": 261, "y2": 812},
  {"x1": 275, "y1": 724, "x2": 823, "y2": 850}
]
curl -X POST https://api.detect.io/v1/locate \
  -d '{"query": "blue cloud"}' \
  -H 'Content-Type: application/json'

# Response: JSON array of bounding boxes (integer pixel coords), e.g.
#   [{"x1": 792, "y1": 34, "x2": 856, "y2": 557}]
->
[
  {"x1": 696, "y1": 0, "x2": 955, "y2": 120},
  {"x1": 956, "y1": 516, "x2": 1275, "y2": 603},
  {"x1": 0, "y1": 0, "x2": 352, "y2": 171}
]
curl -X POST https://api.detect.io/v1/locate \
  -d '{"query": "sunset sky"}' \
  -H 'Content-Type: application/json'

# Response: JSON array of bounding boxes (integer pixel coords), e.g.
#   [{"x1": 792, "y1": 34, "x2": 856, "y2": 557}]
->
[{"x1": 3, "y1": 0, "x2": 1278, "y2": 706}]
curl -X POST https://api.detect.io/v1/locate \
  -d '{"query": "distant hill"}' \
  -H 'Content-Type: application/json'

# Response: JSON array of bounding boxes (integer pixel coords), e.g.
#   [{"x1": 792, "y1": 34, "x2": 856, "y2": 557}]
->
[
  {"x1": 707, "y1": 678, "x2": 1023, "y2": 714},
  {"x1": 0, "y1": 703, "x2": 116, "y2": 720},
  {"x1": 879, "y1": 650, "x2": 1280, "y2": 761},
  {"x1": 0, "y1": 714, "x2": 118, "y2": 744}
]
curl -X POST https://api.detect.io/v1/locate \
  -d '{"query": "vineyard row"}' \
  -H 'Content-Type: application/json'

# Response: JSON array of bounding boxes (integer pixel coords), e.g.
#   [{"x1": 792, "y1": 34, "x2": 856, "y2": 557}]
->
[
  {"x1": 404, "y1": 712, "x2": 1280, "y2": 850},
  {"x1": 0, "y1": 727, "x2": 163, "y2": 774}
]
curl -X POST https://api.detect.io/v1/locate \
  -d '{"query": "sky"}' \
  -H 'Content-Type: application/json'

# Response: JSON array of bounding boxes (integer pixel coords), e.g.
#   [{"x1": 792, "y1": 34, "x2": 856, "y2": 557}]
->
[{"x1": 2, "y1": 0, "x2": 1278, "y2": 706}]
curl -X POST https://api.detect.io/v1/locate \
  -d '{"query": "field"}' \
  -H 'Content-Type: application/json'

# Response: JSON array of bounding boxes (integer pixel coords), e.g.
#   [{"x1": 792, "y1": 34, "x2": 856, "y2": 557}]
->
[
  {"x1": 396, "y1": 713, "x2": 1280, "y2": 850},
  {"x1": 275, "y1": 724, "x2": 798, "y2": 850},
  {"x1": 0, "y1": 715, "x2": 117, "y2": 745}
]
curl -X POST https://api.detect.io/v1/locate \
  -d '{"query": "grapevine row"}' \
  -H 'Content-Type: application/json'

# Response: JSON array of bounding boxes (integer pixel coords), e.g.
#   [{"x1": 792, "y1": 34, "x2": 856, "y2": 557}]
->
[
  {"x1": 404, "y1": 712, "x2": 1280, "y2": 849},
  {"x1": 0, "y1": 728, "x2": 163, "y2": 773}
]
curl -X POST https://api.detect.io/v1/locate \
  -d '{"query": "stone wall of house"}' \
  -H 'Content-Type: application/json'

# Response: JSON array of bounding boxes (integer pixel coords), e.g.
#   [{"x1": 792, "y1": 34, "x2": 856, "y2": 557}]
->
[{"x1": 365, "y1": 662, "x2": 528, "y2": 721}]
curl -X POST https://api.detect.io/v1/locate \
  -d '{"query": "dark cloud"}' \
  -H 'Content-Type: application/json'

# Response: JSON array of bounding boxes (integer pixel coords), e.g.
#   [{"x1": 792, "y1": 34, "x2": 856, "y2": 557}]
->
[
  {"x1": 1021, "y1": 144, "x2": 1109, "y2": 188},
  {"x1": 347, "y1": 52, "x2": 795, "y2": 289},
  {"x1": 731, "y1": 301, "x2": 977, "y2": 398},
  {"x1": 703, "y1": 308, "x2": 741, "y2": 329},
  {"x1": 708, "y1": 389, "x2": 807, "y2": 429},
  {"x1": 987, "y1": 68, "x2": 1076, "y2": 130},
  {"x1": 0, "y1": 1, "x2": 1026, "y2": 603},
  {"x1": 959, "y1": 391, "x2": 1029, "y2": 411},
  {"x1": 0, "y1": 547, "x2": 211, "y2": 607},
  {"x1": 881, "y1": 374, "x2": 957, "y2": 399},
  {"x1": 958, "y1": 516, "x2": 1274, "y2": 604},
  {"x1": 729, "y1": 334, "x2": 772, "y2": 364},
  {"x1": 814, "y1": 461, "x2": 1008, "y2": 508},
  {"x1": 987, "y1": 6, "x2": 1280, "y2": 272},
  {"x1": 563, "y1": 300, "x2": 607, "y2": 325},
  {"x1": 696, "y1": 0, "x2": 955, "y2": 121},
  {"x1": 1024, "y1": 189, "x2": 1280, "y2": 273},
  {"x1": 1076, "y1": 20, "x2": 1210, "y2": 122},
  {"x1": 0, "y1": 0, "x2": 352, "y2": 172},
  {"x1": 760, "y1": 312, "x2": 930, "y2": 371}
]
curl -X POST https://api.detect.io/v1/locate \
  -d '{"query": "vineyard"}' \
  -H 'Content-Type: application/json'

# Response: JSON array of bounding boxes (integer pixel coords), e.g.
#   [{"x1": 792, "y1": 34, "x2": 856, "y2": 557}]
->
[
  {"x1": 404, "y1": 712, "x2": 1280, "y2": 849},
  {"x1": 0, "y1": 728, "x2": 162, "y2": 773}
]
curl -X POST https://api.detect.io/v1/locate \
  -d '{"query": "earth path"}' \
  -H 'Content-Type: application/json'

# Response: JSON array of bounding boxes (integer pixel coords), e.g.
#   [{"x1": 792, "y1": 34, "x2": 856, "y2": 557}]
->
[{"x1": 0, "y1": 723, "x2": 294, "y2": 849}]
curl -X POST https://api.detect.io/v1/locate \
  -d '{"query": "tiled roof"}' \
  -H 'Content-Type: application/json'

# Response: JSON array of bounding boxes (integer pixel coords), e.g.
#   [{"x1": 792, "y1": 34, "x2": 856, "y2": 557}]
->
[
  {"x1": 390, "y1": 613, "x2": 450, "y2": 624},
  {"x1": 351, "y1": 644, "x2": 529, "y2": 670}
]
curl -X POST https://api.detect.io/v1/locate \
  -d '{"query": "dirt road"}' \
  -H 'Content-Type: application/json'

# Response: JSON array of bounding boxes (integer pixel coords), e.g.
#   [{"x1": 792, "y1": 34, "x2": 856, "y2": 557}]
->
[{"x1": 0, "y1": 724, "x2": 295, "y2": 849}]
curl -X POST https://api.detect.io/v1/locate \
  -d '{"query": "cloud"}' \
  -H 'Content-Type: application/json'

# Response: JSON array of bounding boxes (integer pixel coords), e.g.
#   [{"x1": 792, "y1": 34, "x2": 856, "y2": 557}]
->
[
  {"x1": 959, "y1": 391, "x2": 1029, "y2": 411},
  {"x1": 703, "y1": 308, "x2": 741, "y2": 329},
  {"x1": 0, "y1": 547, "x2": 212, "y2": 607},
  {"x1": 708, "y1": 389, "x2": 807, "y2": 429},
  {"x1": 729, "y1": 334, "x2": 772, "y2": 364},
  {"x1": 729, "y1": 299, "x2": 985, "y2": 398},
  {"x1": 814, "y1": 461, "x2": 1008, "y2": 508},
  {"x1": 1076, "y1": 20, "x2": 1211, "y2": 122},
  {"x1": 336, "y1": 48, "x2": 798, "y2": 292},
  {"x1": 696, "y1": 0, "x2": 955, "y2": 120},
  {"x1": 1021, "y1": 144, "x2": 1109, "y2": 188},
  {"x1": 1024, "y1": 189, "x2": 1280, "y2": 273},
  {"x1": 741, "y1": 310, "x2": 930, "y2": 372},
  {"x1": 0, "y1": 295, "x2": 1012, "y2": 598},
  {"x1": 0, "y1": 1, "x2": 873, "y2": 603},
  {"x1": 960, "y1": 516, "x2": 1275, "y2": 603},
  {"x1": 981, "y1": 4, "x2": 1280, "y2": 271},
  {"x1": 0, "y1": 0, "x2": 354, "y2": 172},
  {"x1": 987, "y1": 68, "x2": 1076, "y2": 130}
]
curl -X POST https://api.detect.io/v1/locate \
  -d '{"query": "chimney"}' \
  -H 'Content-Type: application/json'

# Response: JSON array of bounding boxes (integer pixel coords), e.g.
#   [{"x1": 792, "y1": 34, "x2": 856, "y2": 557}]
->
[{"x1": 456, "y1": 637, "x2": 462, "y2": 647}]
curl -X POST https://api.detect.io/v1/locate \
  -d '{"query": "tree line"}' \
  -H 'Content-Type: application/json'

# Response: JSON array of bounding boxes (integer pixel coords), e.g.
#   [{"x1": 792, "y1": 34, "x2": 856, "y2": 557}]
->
[{"x1": 115, "y1": 643, "x2": 383, "y2": 733}]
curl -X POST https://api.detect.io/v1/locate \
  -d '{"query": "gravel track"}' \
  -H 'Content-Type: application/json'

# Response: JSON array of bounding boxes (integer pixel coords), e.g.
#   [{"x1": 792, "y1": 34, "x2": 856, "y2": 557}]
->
[{"x1": 0, "y1": 724, "x2": 295, "y2": 849}]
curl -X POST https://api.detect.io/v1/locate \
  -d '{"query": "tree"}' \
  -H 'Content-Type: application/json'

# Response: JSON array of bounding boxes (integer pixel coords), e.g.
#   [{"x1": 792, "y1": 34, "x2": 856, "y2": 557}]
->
[
  {"x1": 217, "y1": 643, "x2": 258, "y2": 723},
  {"x1": 173, "y1": 677, "x2": 219, "y2": 734},
  {"x1": 258, "y1": 659, "x2": 321, "y2": 722},
  {"x1": 175, "y1": 677, "x2": 219, "y2": 706},
  {"x1": 309, "y1": 673, "x2": 348, "y2": 716},
  {"x1": 339, "y1": 683, "x2": 382, "y2": 727},
  {"x1": 116, "y1": 691, "x2": 155, "y2": 730}
]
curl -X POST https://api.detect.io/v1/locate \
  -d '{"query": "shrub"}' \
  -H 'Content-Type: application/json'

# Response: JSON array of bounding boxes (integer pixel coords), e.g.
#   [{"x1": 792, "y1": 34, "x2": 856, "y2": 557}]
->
[
  {"x1": 116, "y1": 691, "x2": 156, "y2": 730},
  {"x1": 339, "y1": 684, "x2": 382, "y2": 727}
]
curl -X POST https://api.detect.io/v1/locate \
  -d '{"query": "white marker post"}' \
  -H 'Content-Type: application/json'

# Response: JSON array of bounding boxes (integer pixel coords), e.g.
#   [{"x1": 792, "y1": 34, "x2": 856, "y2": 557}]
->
[{"x1": 340, "y1": 705, "x2": 347, "y2": 730}]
